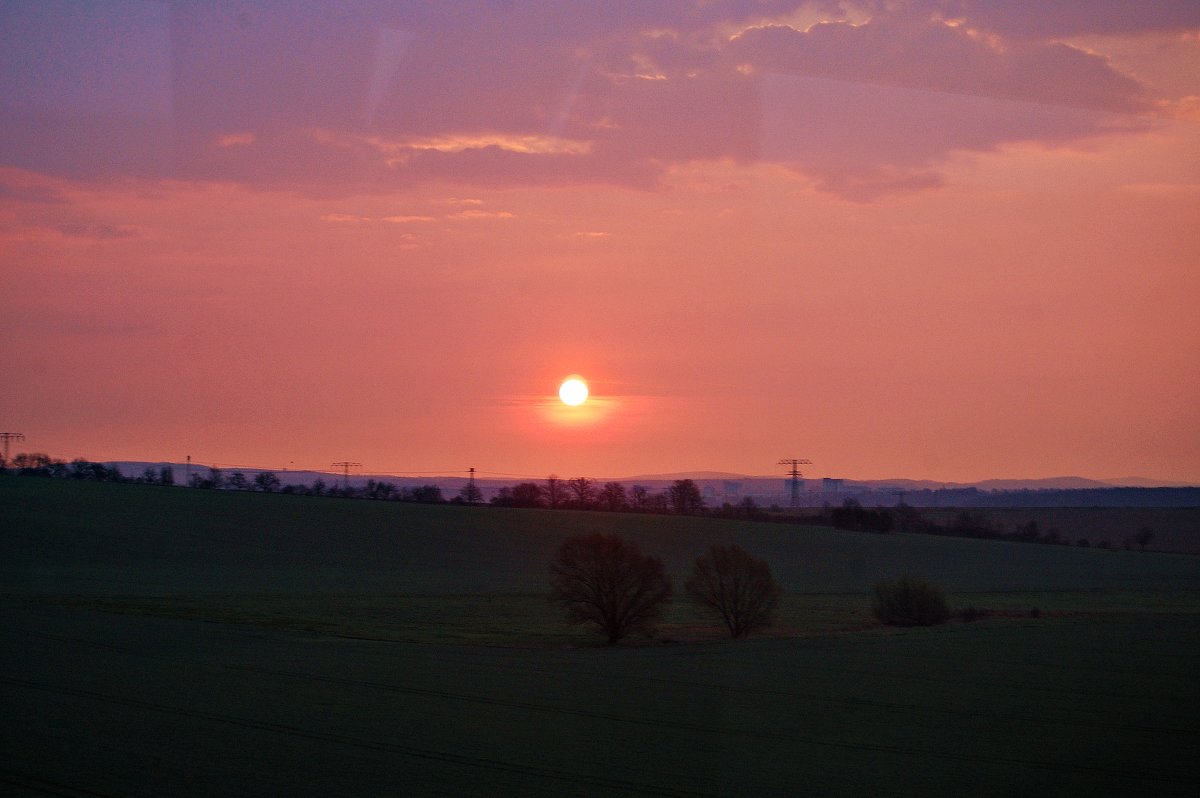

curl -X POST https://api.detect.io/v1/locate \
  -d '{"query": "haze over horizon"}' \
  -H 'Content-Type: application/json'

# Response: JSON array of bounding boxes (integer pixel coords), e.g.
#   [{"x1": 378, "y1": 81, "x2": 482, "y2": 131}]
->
[{"x1": 2, "y1": 1, "x2": 1198, "y2": 484}]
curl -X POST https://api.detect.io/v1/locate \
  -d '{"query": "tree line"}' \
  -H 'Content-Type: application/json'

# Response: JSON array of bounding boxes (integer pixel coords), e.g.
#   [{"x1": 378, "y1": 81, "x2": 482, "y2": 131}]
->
[
  {"x1": 0, "y1": 454, "x2": 1158, "y2": 549},
  {"x1": 490, "y1": 474, "x2": 705, "y2": 515}
]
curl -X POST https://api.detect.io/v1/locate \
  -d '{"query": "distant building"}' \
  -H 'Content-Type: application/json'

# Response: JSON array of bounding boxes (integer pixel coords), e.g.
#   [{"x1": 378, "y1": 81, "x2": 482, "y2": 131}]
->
[
  {"x1": 722, "y1": 481, "x2": 742, "y2": 503},
  {"x1": 823, "y1": 478, "x2": 844, "y2": 493}
]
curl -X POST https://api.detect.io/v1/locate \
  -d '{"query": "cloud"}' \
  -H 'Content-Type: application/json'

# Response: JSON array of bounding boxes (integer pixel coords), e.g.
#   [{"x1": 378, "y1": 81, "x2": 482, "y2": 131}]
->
[
  {"x1": 55, "y1": 223, "x2": 139, "y2": 240},
  {"x1": 448, "y1": 209, "x2": 516, "y2": 220},
  {"x1": 937, "y1": 0, "x2": 1200, "y2": 37},
  {"x1": 375, "y1": 133, "x2": 592, "y2": 157},
  {"x1": 0, "y1": 2, "x2": 1180, "y2": 200},
  {"x1": 732, "y1": 14, "x2": 1159, "y2": 198},
  {"x1": 380, "y1": 214, "x2": 435, "y2": 223},
  {"x1": 731, "y1": 18, "x2": 1150, "y2": 113},
  {"x1": 0, "y1": 179, "x2": 66, "y2": 205},
  {"x1": 216, "y1": 133, "x2": 256, "y2": 147}
]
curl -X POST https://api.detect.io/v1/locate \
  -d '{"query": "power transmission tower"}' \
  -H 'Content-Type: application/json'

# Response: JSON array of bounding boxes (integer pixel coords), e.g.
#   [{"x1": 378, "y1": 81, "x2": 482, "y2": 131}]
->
[
  {"x1": 0, "y1": 432, "x2": 25, "y2": 463},
  {"x1": 778, "y1": 458, "x2": 812, "y2": 509},
  {"x1": 464, "y1": 467, "x2": 481, "y2": 504},
  {"x1": 330, "y1": 461, "x2": 361, "y2": 491}
]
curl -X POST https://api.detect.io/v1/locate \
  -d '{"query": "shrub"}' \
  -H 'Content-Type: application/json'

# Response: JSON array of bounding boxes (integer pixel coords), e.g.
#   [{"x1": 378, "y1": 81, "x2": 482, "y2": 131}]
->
[{"x1": 871, "y1": 577, "x2": 950, "y2": 626}]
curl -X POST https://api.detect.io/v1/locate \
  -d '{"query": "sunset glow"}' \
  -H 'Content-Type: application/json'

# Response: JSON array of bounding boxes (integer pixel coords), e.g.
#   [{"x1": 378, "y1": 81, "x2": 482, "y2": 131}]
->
[{"x1": 1, "y1": 2, "x2": 1197, "y2": 483}]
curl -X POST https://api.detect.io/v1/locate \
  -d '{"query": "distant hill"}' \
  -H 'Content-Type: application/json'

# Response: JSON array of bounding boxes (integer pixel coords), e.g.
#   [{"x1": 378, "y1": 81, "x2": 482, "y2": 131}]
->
[{"x1": 103, "y1": 462, "x2": 1197, "y2": 507}]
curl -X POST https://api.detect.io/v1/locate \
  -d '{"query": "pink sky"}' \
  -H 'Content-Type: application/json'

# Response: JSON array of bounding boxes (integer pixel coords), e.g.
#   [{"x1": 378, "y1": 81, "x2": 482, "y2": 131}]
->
[{"x1": 2, "y1": 1, "x2": 1198, "y2": 483}]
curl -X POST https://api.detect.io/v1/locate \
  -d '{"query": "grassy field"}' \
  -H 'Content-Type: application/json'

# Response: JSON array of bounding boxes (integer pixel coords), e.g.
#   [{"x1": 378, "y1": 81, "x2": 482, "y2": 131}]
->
[
  {"x1": 2, "y1": 477, "x2": 1198, "y2": 795},
  {"x1": 915, "y1": 506, "x2": 1200, "y2": 553}
]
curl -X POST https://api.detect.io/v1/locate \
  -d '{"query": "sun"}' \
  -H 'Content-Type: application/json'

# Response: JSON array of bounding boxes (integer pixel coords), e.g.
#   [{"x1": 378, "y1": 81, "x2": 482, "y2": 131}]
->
[{"x1": 558, "y1": 376, "x2": 589, "y2": 406}]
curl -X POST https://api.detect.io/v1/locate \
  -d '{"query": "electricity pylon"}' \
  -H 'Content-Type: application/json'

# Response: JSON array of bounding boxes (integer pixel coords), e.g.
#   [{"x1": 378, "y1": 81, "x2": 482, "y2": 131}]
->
[
  {"x1": 330, "y1": 461, "x2": 361, "y2": 491},
  {"x1": 0, "y1": 432, "x2": 25, "y2": 463},
  {"x1": 778, "y1": 458, "x2": 812, "y2": 509}
]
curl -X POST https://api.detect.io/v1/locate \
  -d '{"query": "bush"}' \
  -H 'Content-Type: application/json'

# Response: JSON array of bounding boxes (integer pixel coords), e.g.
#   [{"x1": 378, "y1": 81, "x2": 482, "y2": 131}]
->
[{"x1": 871, "y1": 577, "x2": 950, "y2": 626}]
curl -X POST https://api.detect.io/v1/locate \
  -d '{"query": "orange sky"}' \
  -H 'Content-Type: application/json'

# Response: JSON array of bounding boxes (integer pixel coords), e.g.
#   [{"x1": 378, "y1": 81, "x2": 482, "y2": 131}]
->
[{"x1": 2, "y1": 2, "x2": 1198, "y2": 483}]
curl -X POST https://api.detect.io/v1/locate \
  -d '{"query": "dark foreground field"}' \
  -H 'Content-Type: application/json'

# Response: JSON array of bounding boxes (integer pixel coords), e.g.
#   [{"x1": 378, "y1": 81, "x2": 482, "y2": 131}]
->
[{"x1": 2, "y1": 478, "x2": 1198, "y2": 795}]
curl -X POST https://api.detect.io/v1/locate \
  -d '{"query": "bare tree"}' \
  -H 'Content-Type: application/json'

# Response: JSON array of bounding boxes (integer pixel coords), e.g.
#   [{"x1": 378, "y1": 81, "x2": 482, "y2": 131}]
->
[
  {"x1": 545, "y1": 474, "x2": 565, "y2": 509},
  {"x1": 253, "y1": 471, "x2": 281, "y2": 493},
  {"x1": 685, "y1": 545, "x2": 783, "y2": 638},
  {"x1": 550, "y1": 533, "x2": 673, "y2": 645},
  {"x1": 668, "y1": 479, "x2": 703, "y2": 515},
  {"x1": 567, "y1": 476, "x2": 597, "y2": 508},
  {"x1": 599, "y1": 481, "x2": 628, "y2": 512}
]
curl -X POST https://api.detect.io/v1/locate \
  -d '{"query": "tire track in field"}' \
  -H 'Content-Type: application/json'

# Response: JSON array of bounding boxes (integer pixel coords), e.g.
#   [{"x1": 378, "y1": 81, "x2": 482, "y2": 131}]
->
[
  {"x1": 17, "y1": 627, "x2": 1199, "y2": 740},
  {"x1": 225, "y1": 657, "x2": 1200, "y2": 740},
  {"x1": 0, "y1": 767, "x2": 120, "y2": 798},
  {"x1": 3, "y1": 675, "x2": 1195, "y2": 788},
  {"x1": 0, "y1": 676, "x2": 712, "y2": 798}
]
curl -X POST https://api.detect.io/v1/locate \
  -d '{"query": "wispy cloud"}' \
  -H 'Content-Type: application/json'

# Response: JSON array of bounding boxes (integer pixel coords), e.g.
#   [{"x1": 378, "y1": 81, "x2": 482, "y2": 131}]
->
[
  {"x1": 380, "y1": 214, "x2": 435, "y2": 223},
  {"x1": 448, "y1": 209, "x2": 516, "y2": 220},
  {"x1": 55, "y1": 223, "x2": 140, "y2": 240},
  {"x1": 216, "y1": 133, "x2": 256, "y2": 147},
  {"x1": 379, "y1": 133, "x2": 592, "y2": 156}
]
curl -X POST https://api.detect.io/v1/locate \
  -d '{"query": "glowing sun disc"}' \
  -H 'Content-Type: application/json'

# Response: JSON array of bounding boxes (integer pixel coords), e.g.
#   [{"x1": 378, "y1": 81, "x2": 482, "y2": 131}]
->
[{"x1": 559, "y1": 377, "x2": 589, "y2": 406}]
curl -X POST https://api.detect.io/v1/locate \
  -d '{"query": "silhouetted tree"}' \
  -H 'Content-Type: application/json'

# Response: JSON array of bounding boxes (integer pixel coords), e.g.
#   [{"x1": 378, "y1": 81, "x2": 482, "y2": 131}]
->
[
  {"x1": 630, "y1": 484, "x2": 651, "y2": 511},
  {"x1": 567, "y1": 477, "x2": 597, "y2": 508},
  {"x1": 159, "y1": 466, "x2": 174, "y2": 486},
  {"x1": 550, "y1": 532, "x2": 673, "y2": 645},
  {"x1": 491, "y1": 482, "x2": 543, "y2": 507},
  {"x1": 668, "y1": 479, "x2": 703, "y2": 515},
  {"x1": 365, "y1": 479, "x2": 398, "y2": 500},
  {"x1": 599, "y1": 482, "x2": 628, "y2": 512},
  {"x1": 831, "y1": 498, "x2": 893, "y2": 533},
  {"x1": 458, "y1": 481, "x2": 483, "y2": 504},
  {"x1": 227, "y1": 471, "x2": 250, "y2": 491},
  {"x1": 13, "y1": 453, "x2": 53, "y2": 472},
  {"x1": 253, "y1": 471, "x2": 281, "y2": 493},
  {"x1": 1135, "y1": 526, "x2": 1155, "y2": 551},
  {"x1": 406, "y1": 484, "x2": 444, "y2": 503},
  {"x1": 685, "y1": 545, "x2": 783, "y2": 638},
  {"x1": 309, "y1": 477, "x2": 327, "y2": 496},
  {"x1": 738, "y1": 496, "x2": 763, "y2": 519},
  {"x1": 545, "y1": 474, "x2": 565, "y2": 509}
]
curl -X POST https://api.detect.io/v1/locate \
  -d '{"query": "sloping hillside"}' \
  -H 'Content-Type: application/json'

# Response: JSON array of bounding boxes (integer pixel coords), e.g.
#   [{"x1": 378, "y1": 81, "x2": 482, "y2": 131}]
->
[{"x1": 4, "y1": 478, "x2": 1197, "y2": 597}]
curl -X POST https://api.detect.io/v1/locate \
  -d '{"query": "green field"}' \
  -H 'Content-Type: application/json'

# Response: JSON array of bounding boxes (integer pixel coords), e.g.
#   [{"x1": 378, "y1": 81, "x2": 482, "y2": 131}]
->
[
  {"x1": 2, "y1": 477, "x2": 1198, "y2": 795},
  {"x1": 914, "y1": 506, "x2": 1200, "y2": 554}
]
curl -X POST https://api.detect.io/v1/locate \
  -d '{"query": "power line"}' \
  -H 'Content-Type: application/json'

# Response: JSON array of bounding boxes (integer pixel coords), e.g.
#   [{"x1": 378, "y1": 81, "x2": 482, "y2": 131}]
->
[{"x1": 778, "y1": 458, "x2": 813, "y2": 509}]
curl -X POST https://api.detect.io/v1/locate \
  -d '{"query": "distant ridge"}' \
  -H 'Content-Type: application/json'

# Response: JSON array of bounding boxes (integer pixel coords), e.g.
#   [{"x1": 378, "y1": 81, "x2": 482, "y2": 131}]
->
[
  {"x1": 614, "y1": 472, "x2": 1197, "y2": 490},
  {"x1": 102, "y1": 462, "x2": 1197, "y2": 491}
]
